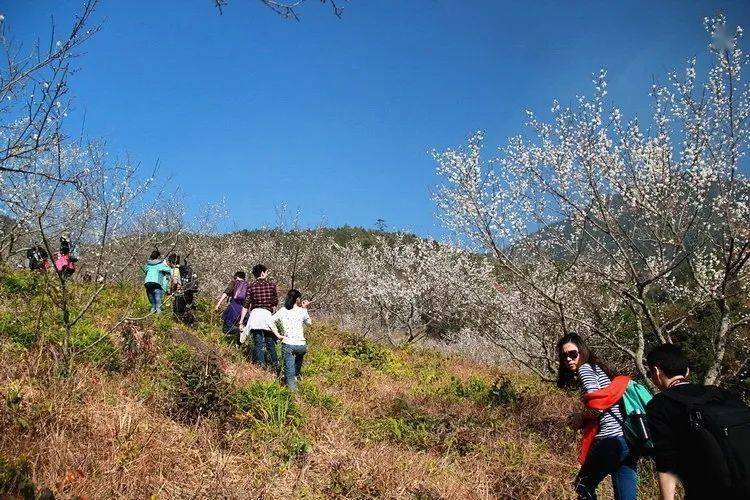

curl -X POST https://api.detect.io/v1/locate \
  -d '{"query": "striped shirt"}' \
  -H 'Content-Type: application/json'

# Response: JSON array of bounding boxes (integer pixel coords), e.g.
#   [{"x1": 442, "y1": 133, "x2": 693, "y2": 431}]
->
[{"x1": 577, "y1": 363, "x2": 623, "y2": 439}]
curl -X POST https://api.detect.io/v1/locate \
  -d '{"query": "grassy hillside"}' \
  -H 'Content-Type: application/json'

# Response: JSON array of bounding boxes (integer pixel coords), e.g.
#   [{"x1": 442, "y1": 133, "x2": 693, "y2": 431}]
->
[{"x1": 0, "y1": 269, "x2": 659, "y2": 499}]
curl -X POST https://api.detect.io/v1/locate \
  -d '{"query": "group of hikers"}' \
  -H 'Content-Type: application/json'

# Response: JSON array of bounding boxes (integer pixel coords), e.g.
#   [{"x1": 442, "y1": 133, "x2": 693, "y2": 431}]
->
[
  {"x1": 211, "y1": 264, "x2": 311, "y2": 392},
  {"x1": 556, "y1": 333, "x2": 750, "y2": 499},
  {"x1": 140, "y1": 251, "x2": 750, "y2": 499},
  {"x1": 143, "y1": 250, "x2": 198, "y2": 324},
  {"x1": 142, "y1": 256, "x2": 311, "y2": 392}
]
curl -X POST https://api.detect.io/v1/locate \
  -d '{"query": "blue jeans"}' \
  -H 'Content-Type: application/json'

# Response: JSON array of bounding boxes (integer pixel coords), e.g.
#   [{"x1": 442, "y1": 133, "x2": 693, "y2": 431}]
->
[
  {"x1": 252, "y1": 329, "x2": 278, "y2": 370},
  {"x1": 145, "y1": 285, "x2": 164, "y2": 313},
  {"x1": 282, "y1": 343, "x2": 307, "y2": 391},
  {"x1": 575, "y1": 436, "x2": 637, "y2": 500}
]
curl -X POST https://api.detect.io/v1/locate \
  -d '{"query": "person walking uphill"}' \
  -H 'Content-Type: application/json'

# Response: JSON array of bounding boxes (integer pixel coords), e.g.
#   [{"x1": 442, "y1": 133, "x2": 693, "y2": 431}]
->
[
  {"x1": 214, "y1": 271, "x2": 248, "y2": 337},
  {"x1": 645, "y1": 343, "x2": 750, "y2": 500},
  {"x1": 143, "y1": 250, "x2": 172, "y2": 314},
  {"x1": 268, "y1": 289, "x2": 311, "y2": 392},
  {"x1": 239, "y1": 264, "x2": 279, "y2": 370},
  {"x1": 557, "y1": 332, "x2": 637, "y2": 500}
]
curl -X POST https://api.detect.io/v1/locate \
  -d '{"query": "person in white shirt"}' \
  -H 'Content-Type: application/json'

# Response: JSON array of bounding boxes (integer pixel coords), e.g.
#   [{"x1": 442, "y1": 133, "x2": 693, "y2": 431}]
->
[{"x1": 268, "y1": 289, "x2": 311, "y2": 392}]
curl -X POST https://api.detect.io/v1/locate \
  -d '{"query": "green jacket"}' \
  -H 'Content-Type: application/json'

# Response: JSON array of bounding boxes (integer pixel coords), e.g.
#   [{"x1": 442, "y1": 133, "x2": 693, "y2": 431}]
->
[{"x1": 144, "y1": 259, "x2": 171, "y2": 292}]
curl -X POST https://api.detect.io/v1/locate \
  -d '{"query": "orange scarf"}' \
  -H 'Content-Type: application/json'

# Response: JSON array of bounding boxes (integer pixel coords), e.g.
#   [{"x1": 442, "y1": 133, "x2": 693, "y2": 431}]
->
[{"x1": 578, "y1": 375, "x2": 630, "y2": 464}]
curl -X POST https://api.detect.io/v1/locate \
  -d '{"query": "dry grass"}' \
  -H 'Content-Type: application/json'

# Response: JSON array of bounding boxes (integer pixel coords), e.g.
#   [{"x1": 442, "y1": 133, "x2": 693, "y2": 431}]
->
[{"x1": 0, "y1": 273, "x2": 660, "y2": 499}]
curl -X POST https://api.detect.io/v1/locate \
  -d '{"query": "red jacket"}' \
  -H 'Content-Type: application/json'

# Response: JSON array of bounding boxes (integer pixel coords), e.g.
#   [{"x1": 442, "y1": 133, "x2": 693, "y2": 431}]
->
[{"x1": 578, "y1": 375, "x2": 630, "y2": 464}]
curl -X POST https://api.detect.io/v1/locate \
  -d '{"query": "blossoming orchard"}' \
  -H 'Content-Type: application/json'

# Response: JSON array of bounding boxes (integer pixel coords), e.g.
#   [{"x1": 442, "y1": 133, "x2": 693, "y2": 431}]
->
[{"x1": 433, "y1": 15, "x2": 749, "y2": 385}]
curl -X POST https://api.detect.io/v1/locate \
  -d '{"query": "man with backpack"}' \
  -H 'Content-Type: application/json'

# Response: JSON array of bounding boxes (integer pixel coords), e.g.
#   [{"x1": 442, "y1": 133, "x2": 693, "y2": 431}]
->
[
  {"x1": 645, "y1": 343, "x2": 750, "y2": 499},
  {"x1": 214, "y1": 271, "x2": 248, "y2": 338}
]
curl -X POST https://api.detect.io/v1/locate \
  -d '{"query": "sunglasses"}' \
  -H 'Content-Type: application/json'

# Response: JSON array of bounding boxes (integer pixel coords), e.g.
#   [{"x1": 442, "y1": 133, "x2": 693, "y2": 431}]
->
[{"x1": 563, "y1": 350, "x2": 579, "y2": 361}]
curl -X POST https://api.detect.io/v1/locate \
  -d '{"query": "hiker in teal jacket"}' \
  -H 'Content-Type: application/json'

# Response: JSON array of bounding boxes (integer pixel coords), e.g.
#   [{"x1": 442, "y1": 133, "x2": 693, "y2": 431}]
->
[{"x1": 143, "y1": 250, "x2": 171, "y2": 313}]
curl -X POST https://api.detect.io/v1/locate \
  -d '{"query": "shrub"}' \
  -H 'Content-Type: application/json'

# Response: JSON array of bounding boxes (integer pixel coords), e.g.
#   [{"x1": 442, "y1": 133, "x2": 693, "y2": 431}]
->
[
  {"x1": 445, "y1": 375, "x2": 522, "y2": 408},
  {"x1": 230, "y1": 381, "x2": 301, "y2": 428},
  {"x1": 341, "y1": 335, "x2": 391, "y2": 369},
  {"x1": 486, "y1": 375, "x2": 522, "y2": 407},
  {"x1": 357, "y1": 398, "x2": 447, "y2": 450},
  {"x1": 446, "y1": 375, "x2": 490, "y2": 401},
  {"x1": 0, "y1": 455, "x2": 35, "y2": 499},
  {"x1": 169, "y1": 347, "x2": 229, "y2": 423}
]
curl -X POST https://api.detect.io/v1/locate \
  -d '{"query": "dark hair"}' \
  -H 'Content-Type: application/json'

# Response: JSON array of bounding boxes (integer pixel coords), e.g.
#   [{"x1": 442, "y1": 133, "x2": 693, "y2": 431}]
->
[
  {"x1": 150, "y1": 250, "x2": 160, "y2": 260},
  {"x1": 284, "y1": 289, "x2": 302, "y2": 310},
  {"x1": 252, "y1": 264, "x2": 267, "y2": 279},
  {"x1": 168, "y1": 253, "x2": 179, "y2": 265},
  {"x1": 234, "y1": 271, "x2": 246, "y2": 280},
  {"x1": 556, "y1": 332, "x2": 617, "y2": 389},
  {"x1": 646, "y1": 344, "x2": 689, "y2": 378}
]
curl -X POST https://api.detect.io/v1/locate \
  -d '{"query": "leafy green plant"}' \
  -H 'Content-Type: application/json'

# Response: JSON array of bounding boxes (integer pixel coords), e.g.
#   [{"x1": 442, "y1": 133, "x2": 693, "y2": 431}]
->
[{"x1": 486, "y1": 375, "x2": 522, "y2": 407}]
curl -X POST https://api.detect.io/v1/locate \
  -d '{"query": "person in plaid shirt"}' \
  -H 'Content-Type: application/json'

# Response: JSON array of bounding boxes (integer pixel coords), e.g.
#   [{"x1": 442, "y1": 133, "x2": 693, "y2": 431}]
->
[{"x1": 239, "y1": 264, "x2": 279, "y2": 370}]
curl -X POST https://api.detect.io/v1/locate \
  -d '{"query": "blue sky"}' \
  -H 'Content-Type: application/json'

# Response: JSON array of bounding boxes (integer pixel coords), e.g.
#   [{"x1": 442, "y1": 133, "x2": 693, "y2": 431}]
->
[{"x1": 6, "y1": 1, "x2": 750, "y2": 236}]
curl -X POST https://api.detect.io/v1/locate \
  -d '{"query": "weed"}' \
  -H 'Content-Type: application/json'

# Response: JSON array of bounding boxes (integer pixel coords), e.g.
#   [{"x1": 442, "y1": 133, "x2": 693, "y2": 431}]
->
[
  {"x1": 487, "y1": 375, "x2": 522, "y2": 407},
  {"x1": 357, "y1": 398, "x2": 447, "y2": 450}
]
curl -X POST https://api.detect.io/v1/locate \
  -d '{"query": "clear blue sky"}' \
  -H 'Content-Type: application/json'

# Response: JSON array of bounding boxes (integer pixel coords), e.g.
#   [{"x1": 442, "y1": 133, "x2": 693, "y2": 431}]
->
[{"x1": 7, "y1": 1, "x2": 750, "y2": 236}]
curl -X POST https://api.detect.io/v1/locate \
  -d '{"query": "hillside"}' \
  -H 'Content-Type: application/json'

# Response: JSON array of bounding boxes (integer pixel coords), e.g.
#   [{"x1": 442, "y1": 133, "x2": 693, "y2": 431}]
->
[{"x1": 0, "y1": 269, "x2": 659, "y2": 499}]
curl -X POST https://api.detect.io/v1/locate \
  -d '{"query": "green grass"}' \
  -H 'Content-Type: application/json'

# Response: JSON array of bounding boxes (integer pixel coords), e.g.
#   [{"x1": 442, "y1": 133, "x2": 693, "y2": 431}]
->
[
  {"x1": 230, "y1": 381, "x2": 301, "y2": 428},
  {"x1": 298, "y1": 382, "x2": 343, "y2": 412},
  {"x1": 0, "y1": 312, "x2": 37, "y2": 348}
]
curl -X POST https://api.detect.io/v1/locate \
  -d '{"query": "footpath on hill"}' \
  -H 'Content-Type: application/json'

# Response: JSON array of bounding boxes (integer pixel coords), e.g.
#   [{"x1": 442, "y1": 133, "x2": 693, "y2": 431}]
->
[{"x1": 0, "y1": 271, "x2": 659, "y2": 498}]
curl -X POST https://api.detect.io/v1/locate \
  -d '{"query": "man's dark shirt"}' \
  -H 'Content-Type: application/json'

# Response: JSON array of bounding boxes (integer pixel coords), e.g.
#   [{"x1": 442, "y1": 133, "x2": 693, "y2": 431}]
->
[
  {"x1": 646, "y1": 383, "x2": 744, "y2": 499},
  {"x1": 242, "y1": 278, "x2": 278, "y2": 312}
]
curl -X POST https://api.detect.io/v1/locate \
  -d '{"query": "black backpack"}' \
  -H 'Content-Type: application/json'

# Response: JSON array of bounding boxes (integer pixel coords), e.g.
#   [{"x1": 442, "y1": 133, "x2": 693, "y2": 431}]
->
[
  {"x1": 662, "y1": 388, "x2": 750, "y2": 494},
  {"x1": 179, "y1": 260, "x2": 198, "y2": 292}
]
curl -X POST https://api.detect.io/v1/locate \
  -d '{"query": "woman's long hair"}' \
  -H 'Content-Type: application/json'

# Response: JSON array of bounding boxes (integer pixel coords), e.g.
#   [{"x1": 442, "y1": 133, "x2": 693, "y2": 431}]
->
[
  {"x1": 556, "y1": 332, "x2": 617, "y2": 389},
  {"x1": 284, "y1": 289, "x2": 302, "y2": 310}
]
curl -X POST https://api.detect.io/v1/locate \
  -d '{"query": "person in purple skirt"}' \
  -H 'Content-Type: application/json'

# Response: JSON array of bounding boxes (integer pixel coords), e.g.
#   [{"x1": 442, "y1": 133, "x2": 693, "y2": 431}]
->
[{"x1": 214, "y1": 271, "x2": 248, "y2": 339}]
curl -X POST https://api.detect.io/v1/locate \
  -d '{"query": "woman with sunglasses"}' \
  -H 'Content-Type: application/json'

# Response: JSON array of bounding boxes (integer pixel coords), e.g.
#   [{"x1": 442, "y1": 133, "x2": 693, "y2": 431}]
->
[{"x1": 557, "y1": 332, "x2": 637, "y2": 500}]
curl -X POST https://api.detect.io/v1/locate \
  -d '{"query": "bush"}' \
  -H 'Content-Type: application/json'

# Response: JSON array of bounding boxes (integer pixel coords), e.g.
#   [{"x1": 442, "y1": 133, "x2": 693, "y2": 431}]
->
[
  {"x1": 486, "y1": 375, "x2": 522, "y2": 407},
  {"x1": 357, "y1": 398, "x2": 447, "y2": 450},
  {"x1": 0, "y1": 455, "x2": 35, "y2": 499},
  {"x1": 230, "y1": 381, "x2": 301, "y2": 428},
  {"x1": 342, "y1": 335, "x2": 391, "y2": 369},
  {"x1": 169, "y1": 346, "x2": 229, "y2": 423},
  {"x1": 446, "y1": 375, "x2": 490, "y2": 401},
  {"x1": 445, "y1": 375, "x2": 522, "y2": 408}
]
